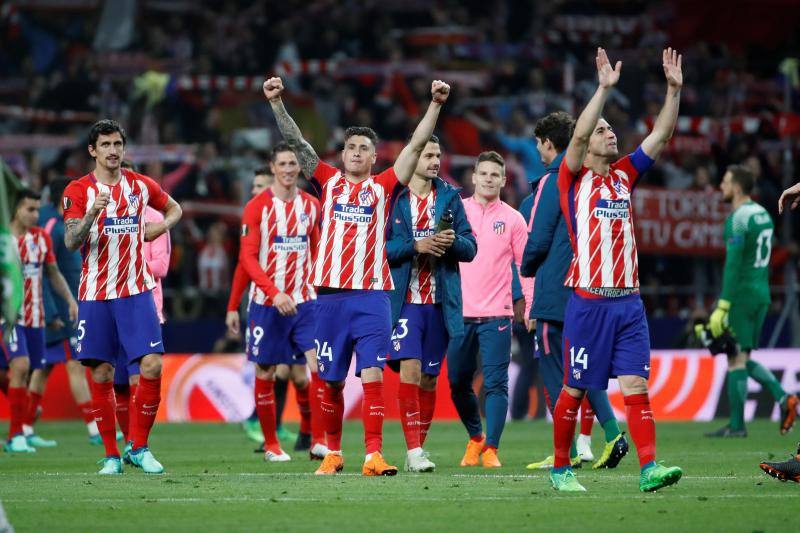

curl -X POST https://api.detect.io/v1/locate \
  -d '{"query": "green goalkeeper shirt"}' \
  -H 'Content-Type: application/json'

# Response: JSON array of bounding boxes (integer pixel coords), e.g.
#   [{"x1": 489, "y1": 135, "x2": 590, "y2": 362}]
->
[{"x1": 721, "y1": 199, "x2": 772, "y2": 305}]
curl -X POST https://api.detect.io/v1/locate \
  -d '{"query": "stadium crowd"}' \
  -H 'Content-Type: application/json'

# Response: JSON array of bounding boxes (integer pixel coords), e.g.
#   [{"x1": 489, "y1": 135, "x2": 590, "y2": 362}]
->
[{"x1": 1, "y1": 0, "x2": 799, "y2": 324}]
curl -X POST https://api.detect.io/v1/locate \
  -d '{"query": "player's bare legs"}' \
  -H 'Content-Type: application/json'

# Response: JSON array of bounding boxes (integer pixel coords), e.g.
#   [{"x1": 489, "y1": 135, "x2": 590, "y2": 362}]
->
[
  {"x1": 398, "y1": 359, "x2": 435, "y2": 472},
  {"x1": 5, "y1": 356, "x2": 35, "y2": 453},
  {"x1": 22, "y1": 366, "x2": 57, "y2": 446},
  {"x1": 253, "y1": 363, "x2": 289, "y2": 462}
]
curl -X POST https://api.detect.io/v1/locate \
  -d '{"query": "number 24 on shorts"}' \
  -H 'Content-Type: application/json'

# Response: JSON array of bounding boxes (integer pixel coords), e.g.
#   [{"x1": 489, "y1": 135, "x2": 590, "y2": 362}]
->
[
  {"x1": 570, "y1": 346, "x2": 588, "y2": 369},
  {"x1": 315, "y1": 339, "x2": 333, "y2": 361}
]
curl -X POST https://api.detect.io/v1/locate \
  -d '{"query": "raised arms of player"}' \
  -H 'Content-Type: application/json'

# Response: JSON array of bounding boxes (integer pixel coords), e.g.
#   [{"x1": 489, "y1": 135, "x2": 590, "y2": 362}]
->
[
  {"x1": 563, "y1": 48, "x2": 621, "y2": 173},
  {"x1": 45, "y1": 264, "x2": 78, "y2": 322},
  {"x1": 640, "y1": 48, "x2": 683, "y2": 160},
  {"x1": 145, "y1": 196, "x2": 182, "y2": 242},
  {"x1": 779, "y1": 181, "x2": 800, "y2": 214},
  {"x1": 392, "y1": 80, "x2": 451, "y2": 186},
  {"x1": 264, "y1": 77, "x2": 320, "y2": 178}
]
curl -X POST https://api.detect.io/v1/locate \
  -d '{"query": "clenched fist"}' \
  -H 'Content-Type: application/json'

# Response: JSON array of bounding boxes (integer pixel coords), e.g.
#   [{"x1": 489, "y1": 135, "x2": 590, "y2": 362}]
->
[
  {"x1": 263, "y1": 77, "x2": 285, "y2": 101},
  {"x1": 431, "y1": 80, "x2": 451, "y2": 104}
]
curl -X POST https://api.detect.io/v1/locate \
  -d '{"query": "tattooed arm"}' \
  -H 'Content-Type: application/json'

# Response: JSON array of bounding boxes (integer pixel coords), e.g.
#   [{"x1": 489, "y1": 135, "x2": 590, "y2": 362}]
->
[
  {"x1": 263, "y1": 77, "x2": 319, "y2": 177},
  {"x1": 64, "y1": 191, "x2": 109, "y2": 251}
]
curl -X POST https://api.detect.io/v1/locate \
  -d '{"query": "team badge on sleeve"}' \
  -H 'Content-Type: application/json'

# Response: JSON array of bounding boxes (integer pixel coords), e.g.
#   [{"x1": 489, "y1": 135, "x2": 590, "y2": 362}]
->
[
  {"x1": 62, "y1": 196, "x2": 72, "y2": 210},
  {"x1": 493, "y1": 220, "x2": 506, "y2": 235},
  {"x1": 241, "y1": 224, "x2": 249, "y2": 237}
]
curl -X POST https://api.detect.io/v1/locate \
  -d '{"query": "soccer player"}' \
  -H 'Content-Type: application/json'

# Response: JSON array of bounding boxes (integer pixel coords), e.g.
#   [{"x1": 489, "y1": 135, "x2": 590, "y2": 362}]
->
[
  {"x1": 549, "y1": 48, "x2": 684, "y2": 492},
  {"x1": 448, "y1": 151, "x2": 529, "y2": 468},
  {"x1": 63, "y1": 119, "x2": 182, "y2": 474},
  {"x1": 760, "y1": 443, "x2": 800, "y2": 482},
  {"x1": 704, "y1": 165, "x2": 798, "y2": 437},
  {"x1": 38, "y1": 177, "x2": 103, "y2": 445},
  {"x1": 386, "y1": 135, "x2": 477, "y2": 472},
  {"x1": 238, "y1": 142, "x2": 328, "y2": 462},
  {"x1": 520, "y1": 111, "x2": 628, "y2": 470},
  {"x1": 1, "y1": 189, "x2": 78, "y2": 452},
  {"x1": 264, "y1": 76, "x2": 451, "y2": 476}
]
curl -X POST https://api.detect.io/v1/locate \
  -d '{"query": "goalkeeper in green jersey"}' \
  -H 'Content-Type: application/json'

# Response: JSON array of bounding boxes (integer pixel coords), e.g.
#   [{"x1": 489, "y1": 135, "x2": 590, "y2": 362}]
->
[{"x1": 705, "y1": 165, "x2": 798, "y2": 438}]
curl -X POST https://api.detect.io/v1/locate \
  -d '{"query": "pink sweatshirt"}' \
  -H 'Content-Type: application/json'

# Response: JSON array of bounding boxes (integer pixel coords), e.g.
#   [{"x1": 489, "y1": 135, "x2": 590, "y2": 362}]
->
[
  {"x1": 144, "y1": 207, "x2": 171, "y2": 323},
  {"x1": 460, "y1": 196, "x2": 531, "y2": 318}
]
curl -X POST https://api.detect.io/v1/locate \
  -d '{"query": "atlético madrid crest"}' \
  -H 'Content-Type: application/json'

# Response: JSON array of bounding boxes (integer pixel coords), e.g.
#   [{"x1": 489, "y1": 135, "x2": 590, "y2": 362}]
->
[
  {"x1": 128, "y1": 193, "x2": 140, "y2": 210},
  {"x1": 493, "y1": 220, "x2": 505, "y2": 235},
  {"x1": 358, "y1": 188, "x2": 374, "y2": 204}
]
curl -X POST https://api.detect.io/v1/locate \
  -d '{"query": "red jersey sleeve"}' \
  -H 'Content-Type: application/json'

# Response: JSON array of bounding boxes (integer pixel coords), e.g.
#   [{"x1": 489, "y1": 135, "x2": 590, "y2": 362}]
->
[
  {"x1": 239, "y1": 198, "x2": 279, "y2": 300},
  {"x1": 226, "y1": 262, "x2": 251, "y2": 311},
  {"x1": 42, "y1": 231, "x2": 56, "y2": 264},
  {"x1": 139, "y1": 173, "x2": 169, "y2": 211},
  {"x1": 62, "y1": 181, "x2": 87, "y2": 221},
  {"x1": 556, "y1": 158, "x2": 580, "y2": 195},
  {"x1": 311, "y1": 160, "x2": 340, "y2": 188},
  {"x1": 374, "y1": 166, "x2": 399, "y2": 195}
]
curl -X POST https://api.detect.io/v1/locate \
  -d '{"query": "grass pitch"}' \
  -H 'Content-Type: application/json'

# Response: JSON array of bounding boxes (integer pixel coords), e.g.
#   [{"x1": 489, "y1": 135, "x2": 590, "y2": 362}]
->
[{"x1": 0, "y1": 420, "x2": 796, "y2": 532}]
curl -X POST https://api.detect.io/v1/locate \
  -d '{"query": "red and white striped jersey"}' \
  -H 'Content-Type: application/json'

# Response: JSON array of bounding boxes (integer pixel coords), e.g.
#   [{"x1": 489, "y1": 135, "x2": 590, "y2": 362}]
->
[
  {"x1": 17, "y1": 227, "x2": 55, "y2": 327},
  {"x1": 406, "y1": 190, "x2": 437, "y2": 304},
  {"x1": 63, "y1": 169, "x2": 169, "y2": 301},
  {"x1": 311, "y1": 161, "x2": 400, "y2": 290},
  {"x1": 558, "y1": 150, "x2": 651, "y2": 289},
  {"x1": 198, "y1": 243, "x2": 229, "y2": 292},
  {"x1": 239, "y1": 189, "x2": 320, "y2": 305}
]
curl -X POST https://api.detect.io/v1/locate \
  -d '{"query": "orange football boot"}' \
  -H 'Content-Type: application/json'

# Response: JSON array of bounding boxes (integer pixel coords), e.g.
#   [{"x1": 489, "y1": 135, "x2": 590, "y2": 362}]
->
[
  {"x1": 362, "y1": 452, "x2": 398, "y2": 476},
  {"x1": 780, "y1": 395, "x2": 798, "y2": 435},
  {"x1": 314, "y1": 453, "x2": 344, "y2": 475},
  {"x1": 460, "y1": 436, "x2": 485, "y2": 466},
  {"x1": 481, "y1": 446, "x2": 502, "y2": 468}
]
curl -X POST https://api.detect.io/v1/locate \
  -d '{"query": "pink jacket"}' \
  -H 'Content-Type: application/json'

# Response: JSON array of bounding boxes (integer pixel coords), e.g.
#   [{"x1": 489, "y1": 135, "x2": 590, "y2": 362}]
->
[
  {"x1": 144, "y1": 207, "x2": 171, "y2": 323},
  {"x1": 460, "y1": 196, "x2": 530, "y2": 318}
]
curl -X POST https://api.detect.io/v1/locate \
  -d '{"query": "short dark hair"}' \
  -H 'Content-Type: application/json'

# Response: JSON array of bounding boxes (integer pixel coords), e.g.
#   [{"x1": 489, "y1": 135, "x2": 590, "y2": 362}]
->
[
  {"x1": 727, "y1": 164, "x2": 755, "y2": 195},
  {"x1": 88, "y1": 119, "x2": 127, "y2": 148},
  {"x1": 270, "y1": 141, "x2": 296, "y2": 162},
  {"x1": 534, "y1": 111, "x2": 575, "y2": 153},
  {"x1": 254, "y1": 166, "x2": 271, "y2": 177},
  {"x1": 475, "y1": 151, "x2": 505, "y2": 171},
  {"x1": 14, "y1": 188, "x2": 41, "y2": 211},
  {"x1": 49, "y1": 178, "x2": 72, "y2": 207},
  {"x1": 406, "y1": 133, "x2": 440, "y2": 146},
  {"x1": 344, "y1": 126, "x2": 378, "y2": 146}
]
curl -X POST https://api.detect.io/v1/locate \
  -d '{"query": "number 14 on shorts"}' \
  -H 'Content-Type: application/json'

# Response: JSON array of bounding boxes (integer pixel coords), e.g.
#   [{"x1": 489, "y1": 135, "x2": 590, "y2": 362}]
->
[{"x1": 570, "y1": 346, "x2": 588, "y2": 380}]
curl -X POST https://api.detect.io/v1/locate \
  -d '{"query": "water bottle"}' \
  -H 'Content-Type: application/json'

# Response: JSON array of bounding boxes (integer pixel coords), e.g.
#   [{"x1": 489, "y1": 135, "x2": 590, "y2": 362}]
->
[{"x1": 437, "y1": 209, "x2": 454, "y2": 232}]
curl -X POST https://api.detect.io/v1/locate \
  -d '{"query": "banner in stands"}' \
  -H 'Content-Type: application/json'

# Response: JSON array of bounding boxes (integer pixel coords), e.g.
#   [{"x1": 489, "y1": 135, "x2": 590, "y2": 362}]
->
[
  {"x1": 1, "y1": 350, "x2": 797, "y2": 422},
  {"x1": 632, "y1": 187, "x2": 729, "y2": 256}
]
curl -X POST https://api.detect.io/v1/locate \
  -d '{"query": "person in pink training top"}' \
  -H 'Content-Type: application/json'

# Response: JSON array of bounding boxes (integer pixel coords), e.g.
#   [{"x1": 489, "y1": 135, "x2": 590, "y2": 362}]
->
[
  {"x1": 143, "y1": 206, "x2": 170, "y2": 323},
  {"x1": 447, "y1": 150, "x2": 531, "y2": 469}
]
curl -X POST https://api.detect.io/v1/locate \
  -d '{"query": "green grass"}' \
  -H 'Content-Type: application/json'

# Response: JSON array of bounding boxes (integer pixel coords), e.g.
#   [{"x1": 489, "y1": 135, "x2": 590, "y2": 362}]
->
[{"x1": 0, "y1": 420, "x2": 796, "y2": 532}]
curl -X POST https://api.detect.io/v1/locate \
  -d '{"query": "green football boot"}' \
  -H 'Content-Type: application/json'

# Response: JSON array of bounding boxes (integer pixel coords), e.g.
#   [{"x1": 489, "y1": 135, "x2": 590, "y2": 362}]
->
[
  {"x1": 97, "y1": 456, "x2": 123, "y2": 475},
  {"x1": 592, "y1": 433, "x2": 629, "y2": 469},
  {"x1": 26, "y1": 434, "x2": 58, "y2": 448},
  {"x1": 639, "y1": 462, "x2": 683, "y2": 492},
  {"x1": 242, "y1": 419, "x2": 265, "y2": 443},
  {"x1": 4, "y1": 435, "x2": 36, "y2": 453},
  {"x1": 550, "y1": 468, "x2": 587, "y2": 492},
  {"x1": 128, "y1": 446, "x2": 164, "y2": 474}
]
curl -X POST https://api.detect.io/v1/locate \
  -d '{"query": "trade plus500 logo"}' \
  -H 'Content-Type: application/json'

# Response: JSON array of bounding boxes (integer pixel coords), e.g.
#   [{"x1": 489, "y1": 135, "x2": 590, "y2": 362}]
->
[
  {"x1": 103, "y1": 215, "x2": 140, "y2": 235},
  {"x1": 272, "y1": 235, "x2": 308, "y2": 253},
  {"x1": 593, "y1": 199, "x2": 630, "y2": 220},
  {"x1": 333, "y1": 204, "x2": 374, "y2": 224}
]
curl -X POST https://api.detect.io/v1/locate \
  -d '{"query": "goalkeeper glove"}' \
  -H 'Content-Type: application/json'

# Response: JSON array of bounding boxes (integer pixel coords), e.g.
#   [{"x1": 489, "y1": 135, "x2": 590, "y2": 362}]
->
[{"x1": 709, "y1": 299, "x2": 731, "y2": 338}]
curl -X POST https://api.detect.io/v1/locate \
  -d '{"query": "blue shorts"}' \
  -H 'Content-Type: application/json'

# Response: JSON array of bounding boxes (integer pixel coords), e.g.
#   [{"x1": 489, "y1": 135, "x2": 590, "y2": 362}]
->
[
  {"x1": 563, "y1": 293, "x2": 650, "y2": 390},
  {"x1": 75, "y1": 291, "x2": 163, "y2": 367},
  {"x1": 113, "y1": 349, "x2": 140, "y2": 386},
  {"x1": 247, "y1": 301, "x2": 315, "y2": 367},
  {"x1": 1, "y1": 325, "x2": 46, "y2": 370},
  {"x1": 387, "y1": 303, "x2": 448, "y2": 377},
  {"x1": 44, "y1": 336, "x2": 78, "y2": 365},
  {"x1": 314, "y1": 290, "x2": 392, "y2": 381}
]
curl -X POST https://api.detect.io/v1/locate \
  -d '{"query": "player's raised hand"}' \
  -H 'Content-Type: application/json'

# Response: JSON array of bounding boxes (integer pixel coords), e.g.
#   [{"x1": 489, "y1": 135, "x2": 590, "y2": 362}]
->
[
  {"x1": 778, "y1": 181, "x2": 800, "y2": 214},
  {"x1": 273, "y1": 292, "x2": 297, "y2": 316},
  {"x1": 263, "y1": 77, "x2": 285, "y2": 102},
  {"x1": 431, "y1": 80, "x2": 451, "y2": 104},
  {"x1": 89, "y1": 191, "x2": 110, "y2": 217},
  {"x1": 596, "y1": 48, "x2": 621, "y2": 88},
  {"x1": 225, "y1": 310, "x2": 240, "y2": 336},
  {"x1": 663, "y1": 47, "x2": 683, "y2": 89}
]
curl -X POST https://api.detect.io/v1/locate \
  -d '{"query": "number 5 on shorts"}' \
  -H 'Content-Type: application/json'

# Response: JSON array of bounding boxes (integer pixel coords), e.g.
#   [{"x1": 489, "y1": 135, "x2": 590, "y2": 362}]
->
[
  {"x1": 570, "y1": 346, "x2": 588, "y2": 370},
  {"x1": 77, "y1": 319, "x2": 86, "y2": 340}
]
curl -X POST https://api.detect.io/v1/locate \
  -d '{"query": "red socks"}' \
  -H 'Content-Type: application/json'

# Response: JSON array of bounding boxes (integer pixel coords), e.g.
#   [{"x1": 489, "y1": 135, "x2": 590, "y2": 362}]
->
[
  {"x1": 398, "y1": 382, "x2": 421, "y2": 450},
  {"x1": 130, "y1": 375, "x2": 161, "y2": 450},
  {"x1": 90, "y1": 380, "x2": 119, "y2": 457},
  {"x1": 128, "y1": 383, "x2": 138, "y2": 444},
  {"x1": 77, "y1": 401, "x2": 95, "y2": 425},
  {"x1": 7, "y1": 387, "x2": 27, "y2": 439},
  {"x1": 321, "y1": 384, "x2": 344, "y2": 452},
  {"x1": 23, "y1": 391, "x2": 43, "y2": 427},
  {"x1": 419, "y1": 387, "x2": 436, "y2": 446},
  {"x1": 309, "y1": 372, "x2": 326, "y2": 446},
  {"x1": 552, "y1": 390, "x2": 581, "y2": 468},
  {"x1": 296, "y1": 382, "x2": 312, "y2": 436},
  {"x1": 254, "y1": 377, "x2": 279, "y2": 449},
  {"x1": 580, "y1": 397, "x2": 595, "y2": 436},
  {"x1": 114, "y1": 386, "x2": 130, "y2": 442},
  {"x1": 624, "y1": 393, "x2": 656, "y2": 467},
  {"x1": 362, "y1": 381, "x2": 385, "y2": 455}
]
